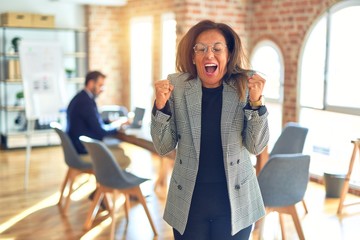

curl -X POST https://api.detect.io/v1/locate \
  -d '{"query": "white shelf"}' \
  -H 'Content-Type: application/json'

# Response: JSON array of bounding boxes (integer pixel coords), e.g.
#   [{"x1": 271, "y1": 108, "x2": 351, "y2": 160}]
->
[{"x1": 0, "y1": 26, "x2": 88, "y2": 149}]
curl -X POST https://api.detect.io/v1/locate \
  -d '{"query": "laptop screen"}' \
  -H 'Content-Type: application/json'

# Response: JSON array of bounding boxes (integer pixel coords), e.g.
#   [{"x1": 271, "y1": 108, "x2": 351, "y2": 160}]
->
[{"x1": 131, "y1": 107, "x2": 145, "y2": 128}]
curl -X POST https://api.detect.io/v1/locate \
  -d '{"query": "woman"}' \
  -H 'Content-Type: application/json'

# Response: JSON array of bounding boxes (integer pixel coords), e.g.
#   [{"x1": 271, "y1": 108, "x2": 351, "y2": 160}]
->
[{"x1": 151, "y1": 20, "x2": 269, "y2": 240}]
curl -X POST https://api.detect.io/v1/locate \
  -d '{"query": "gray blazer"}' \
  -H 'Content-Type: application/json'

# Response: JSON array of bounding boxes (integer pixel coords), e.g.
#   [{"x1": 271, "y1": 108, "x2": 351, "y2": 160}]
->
[{"x1": 151, "y1": 72, "x2": 269, "y2": 235}]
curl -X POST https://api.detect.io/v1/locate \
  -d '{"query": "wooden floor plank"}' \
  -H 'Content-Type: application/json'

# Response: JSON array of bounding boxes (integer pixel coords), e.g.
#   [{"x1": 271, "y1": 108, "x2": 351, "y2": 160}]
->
[{"x1": 1, "y1": 143, "x2": 360, "y2": 239}]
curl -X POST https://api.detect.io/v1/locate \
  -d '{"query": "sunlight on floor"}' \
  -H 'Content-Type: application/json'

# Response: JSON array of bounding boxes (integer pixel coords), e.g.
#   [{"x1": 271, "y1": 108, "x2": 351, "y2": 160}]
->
[
  {"x1": 0, "y1": 192, "x2": 59, "y2": 234},
  {"x1": 81, "y1": 218, "x2": 112, "y2": 240}
]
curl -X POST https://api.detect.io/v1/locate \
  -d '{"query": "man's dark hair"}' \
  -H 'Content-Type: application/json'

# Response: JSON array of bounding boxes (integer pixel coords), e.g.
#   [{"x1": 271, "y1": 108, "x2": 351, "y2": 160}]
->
[{"x1": 85, "y1": 71, "x2": 106, "y2": 86}]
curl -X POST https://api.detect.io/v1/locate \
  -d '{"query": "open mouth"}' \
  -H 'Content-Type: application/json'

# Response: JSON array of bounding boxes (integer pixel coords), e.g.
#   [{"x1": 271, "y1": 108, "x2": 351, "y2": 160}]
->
[{"x1": 205, "y1": 63, "x2": 218, "y2": 73}]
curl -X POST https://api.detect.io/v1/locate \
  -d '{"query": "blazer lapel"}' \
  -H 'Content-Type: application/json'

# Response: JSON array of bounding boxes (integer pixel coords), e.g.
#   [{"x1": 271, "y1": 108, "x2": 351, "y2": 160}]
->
[
  {"x1": 221, "y1": 81, "x2": 242, "y2": 147},
  {"x1": 184, "y1": 78, "x2": 202, "y2": 160}
]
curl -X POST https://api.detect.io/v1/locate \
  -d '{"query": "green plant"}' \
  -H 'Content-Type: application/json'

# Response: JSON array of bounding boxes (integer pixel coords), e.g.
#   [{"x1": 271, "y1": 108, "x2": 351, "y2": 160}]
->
[
  {"x1": 11, "y1": 37, "x2": 22, "y2": 52},
  {"x1": 65, "y1": 68, "x2": 74, "y2": 77},
  {"x1": 16, "y1": 91, "x2": 24, "y2": 99}
]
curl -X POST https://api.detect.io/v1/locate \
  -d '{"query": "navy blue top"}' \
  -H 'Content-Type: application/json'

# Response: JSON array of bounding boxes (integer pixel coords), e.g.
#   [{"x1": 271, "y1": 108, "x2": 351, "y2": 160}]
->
[
  {"x1": 66, "y1": 90, "x2": 117, "y2": 154},
  {"x1": 197, "y1": 84, "x2": 226, "y2": 183}
]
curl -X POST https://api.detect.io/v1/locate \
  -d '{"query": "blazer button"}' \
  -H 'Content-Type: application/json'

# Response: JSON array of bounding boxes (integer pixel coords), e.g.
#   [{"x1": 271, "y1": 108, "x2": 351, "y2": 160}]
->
[
  {"x1": 235, "y1": 184, "x2": 240, "y2": 190},
  {"x1": 178, "y1": 134, "x2": 181, "y2": 139},
  {"x1": 177, "y1": 185, "x2": 182, "y2": 190},
  {"x1": 179, "y1": 159, "x2": 182, "y2": 164},
  {"x1": 230, "y1": 162, "x2": 234, "y2": 166},
  {"x1": 237, "y1": 159, "x2": 240, "y2": 164}
]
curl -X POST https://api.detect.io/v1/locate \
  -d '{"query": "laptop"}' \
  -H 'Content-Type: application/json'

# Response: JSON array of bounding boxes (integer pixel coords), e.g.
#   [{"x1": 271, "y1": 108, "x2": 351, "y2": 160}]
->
[{"x1": 128, "y1": 107, "x2": 145, "y2": 129}]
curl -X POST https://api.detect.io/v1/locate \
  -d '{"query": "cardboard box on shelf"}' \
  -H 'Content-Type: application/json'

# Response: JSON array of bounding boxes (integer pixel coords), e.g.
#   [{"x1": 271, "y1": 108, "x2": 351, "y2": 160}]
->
[
  {"x1": 1, "y1": 12, "x2": 32, "y2": 27},
  {"x1": 7, "y1": 60, "x2": 21, "y2": 80},
  {"x1": 32, "y1": 14, "x2": 55, "y2": 28}
]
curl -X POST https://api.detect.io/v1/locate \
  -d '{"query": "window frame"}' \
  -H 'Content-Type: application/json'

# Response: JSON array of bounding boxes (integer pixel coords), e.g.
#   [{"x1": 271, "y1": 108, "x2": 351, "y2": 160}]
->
[{"x1": 299, "y1": 0, "x2": 360, "y2": 116}]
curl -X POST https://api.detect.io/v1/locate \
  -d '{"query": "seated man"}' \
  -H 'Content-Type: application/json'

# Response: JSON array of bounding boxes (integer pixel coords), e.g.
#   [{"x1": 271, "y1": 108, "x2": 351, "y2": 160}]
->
[{"x1": 66, "y1": 70, "x2": 130, "y2": 169}]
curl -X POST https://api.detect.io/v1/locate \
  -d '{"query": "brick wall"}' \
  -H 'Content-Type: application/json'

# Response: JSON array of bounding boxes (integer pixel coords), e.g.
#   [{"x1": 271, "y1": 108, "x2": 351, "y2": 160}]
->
[
  {"x1": 87, "y1": 0, "x2": 341, "y2": 124},
  {"x1": 248, "y1": 0, "x2": 340, "y2": 125},
  {"x1": 86, "y1": 6, "x2": 124, "y2": 106}
]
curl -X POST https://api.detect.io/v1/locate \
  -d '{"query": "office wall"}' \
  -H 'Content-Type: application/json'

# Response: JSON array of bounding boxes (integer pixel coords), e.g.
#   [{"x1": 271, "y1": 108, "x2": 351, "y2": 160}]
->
[
  {"x1": 86, "y1": 0, "x2": 341, "y2": 124},
  {"x1": 0, "y1": 0, "x2": 343, "y2": 124},
  {"x1": 0, "y1": 0, "x2": 84, "y2": 28},
  {"x1": 86, "y1": 0, "x2": 249, "y2": 109}
]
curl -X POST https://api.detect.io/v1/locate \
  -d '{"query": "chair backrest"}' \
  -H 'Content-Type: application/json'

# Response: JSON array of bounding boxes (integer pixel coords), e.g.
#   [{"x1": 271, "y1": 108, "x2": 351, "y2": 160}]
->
[
  {"x1": 258, "y1": 153, "x2": 310, "y2": 207},
  {"x1": 50, "y1": 122, "x2": 92, "y2": 170},
  {"x1": 270, "y1": 122, "x2": 309, "y2": 156},
  {"x1": 80, "y1": 136, "x2": 146, "y2": 189}
]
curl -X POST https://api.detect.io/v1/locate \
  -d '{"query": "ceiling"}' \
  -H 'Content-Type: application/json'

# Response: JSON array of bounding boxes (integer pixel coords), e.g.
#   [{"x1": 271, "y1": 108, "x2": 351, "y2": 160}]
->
[{"x1": 49, "y1": 0, "x2": 127, "y2": 6}]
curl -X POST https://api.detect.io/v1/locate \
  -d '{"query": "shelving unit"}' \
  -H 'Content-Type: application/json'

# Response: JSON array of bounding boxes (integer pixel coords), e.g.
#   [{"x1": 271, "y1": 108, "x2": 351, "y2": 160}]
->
[{"x1": 0, "y1": 26, "x2": 88, "y2": 149}]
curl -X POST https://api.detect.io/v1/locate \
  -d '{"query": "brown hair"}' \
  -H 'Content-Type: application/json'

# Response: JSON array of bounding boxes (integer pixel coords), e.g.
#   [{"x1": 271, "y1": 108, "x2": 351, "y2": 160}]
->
[
  {"x1": 85, "y1": 71, "x2": 106, "y2": 86},
  {"x1": 176, "y1": 20, "x2": 251, "y2": 101}
]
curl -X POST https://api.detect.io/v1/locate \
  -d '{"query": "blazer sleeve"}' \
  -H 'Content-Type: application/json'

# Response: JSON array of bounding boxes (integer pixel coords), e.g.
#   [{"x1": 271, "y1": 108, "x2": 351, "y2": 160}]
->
[
  {"x1": 150, "y1": 75, "x2": 179, "y2": 156},
  {"x1": 242, "y1": 107, "x2": 269, "y2": 155}
]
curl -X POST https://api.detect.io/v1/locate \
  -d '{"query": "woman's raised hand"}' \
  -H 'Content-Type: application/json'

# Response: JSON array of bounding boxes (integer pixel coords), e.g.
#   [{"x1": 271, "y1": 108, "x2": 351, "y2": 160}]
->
[
  {"x1": 247, "y1": 71, "x2": 266, "y2": 102},
  {"x1": 154, "y1": 80, "x2": 174, "y2": 110}
]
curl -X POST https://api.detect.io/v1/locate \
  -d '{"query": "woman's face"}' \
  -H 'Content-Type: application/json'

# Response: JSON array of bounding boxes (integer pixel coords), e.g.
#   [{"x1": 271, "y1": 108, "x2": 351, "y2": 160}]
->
[{"x1": 193, "y1": 29, "x2": 229, "y2": 88}]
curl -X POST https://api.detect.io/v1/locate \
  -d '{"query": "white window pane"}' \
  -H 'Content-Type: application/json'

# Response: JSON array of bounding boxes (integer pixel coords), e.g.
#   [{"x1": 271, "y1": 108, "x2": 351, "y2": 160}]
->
[
  {"x1": 161, "y1": 13, "x2": 176, "y2": 79},
  {"x1": 300, "y1": 16, "x2": 326, "y2": 109},
  {"x1": 327, "y1": 6, "x2": 360, "y2": 108},
  {"x1": 130, "y1": 17, "x2": 153, "y2": 124},
  {"x1": 251, "y1": 41, "x2": 283, "y2": 100}
]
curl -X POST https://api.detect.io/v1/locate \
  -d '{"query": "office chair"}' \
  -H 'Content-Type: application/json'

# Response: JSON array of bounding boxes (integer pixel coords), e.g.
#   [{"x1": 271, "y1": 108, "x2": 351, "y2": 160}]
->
[
  {"x1": 80, "y1": 136, "x2": 157, "y2": 238},
  {"x1": 270, "y1": 122, "x2": 310, "y2": 213},
  {"x1": 258, "y1": 153, "x2": 310, "y2": 240},
  {"x1": 50, "y1": 122, "x2": 93, "y2": 214},
  {"x1": 270, "y1": 122, "x2": 309, "y2": 156}
]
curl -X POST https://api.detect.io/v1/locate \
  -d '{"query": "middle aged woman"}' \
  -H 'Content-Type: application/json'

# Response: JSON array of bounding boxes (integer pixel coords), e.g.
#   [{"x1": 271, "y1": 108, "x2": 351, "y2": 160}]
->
[{"x1": 151, "y1": 20, "x2": 269, "y2": 240}]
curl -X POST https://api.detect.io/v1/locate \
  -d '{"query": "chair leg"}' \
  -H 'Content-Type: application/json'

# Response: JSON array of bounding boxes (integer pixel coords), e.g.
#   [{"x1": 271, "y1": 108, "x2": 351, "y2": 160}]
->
[
  {"x1": 63, "y1": 170, "x2": 81, "y2": 213},
  {"x1": 289, "y1": 205, "x2": 305, "y2": 240},
  {"x1": 110, "y1": 191, "x2": 118, "y2": 240},
  {"x1": 124, "y1": 193, "x2": 130, "y2": 222},
  {"x1": 103, "y1": 192, "x2": 113, "y2": 211},
  {"x1": 84, "y1": 187, "x2": 104, "y2": 230},
  {"x1": 279, "y1": 213, "x2": 286, "y2": 240},
  {"x1": 58, "y1": 168, "x2": 71, "y2": 207},
  {"x1": 134, "y1": 186, "x2": 158, "y2": 236},
  {"x1": 302, "y1": 199, "x2": 308, "y2": 214}
]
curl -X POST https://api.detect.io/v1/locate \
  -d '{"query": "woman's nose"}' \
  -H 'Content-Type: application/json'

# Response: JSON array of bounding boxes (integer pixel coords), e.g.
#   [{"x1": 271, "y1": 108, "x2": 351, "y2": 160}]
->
[{"x1": 205, "y1": 49, "x2": 214, "y2": 59}]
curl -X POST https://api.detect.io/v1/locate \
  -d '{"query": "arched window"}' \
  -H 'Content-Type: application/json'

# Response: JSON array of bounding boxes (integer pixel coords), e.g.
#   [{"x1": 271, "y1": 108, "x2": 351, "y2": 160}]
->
[
  {"x1": 250, "y1": 40, "x2": 284, "y2": 148},
  {"x1": 300, "y1": 1, "x2": 360, "y2": 113},
  {"x1": 299, "y1": 0, "x2": 360, "y2": 183}
]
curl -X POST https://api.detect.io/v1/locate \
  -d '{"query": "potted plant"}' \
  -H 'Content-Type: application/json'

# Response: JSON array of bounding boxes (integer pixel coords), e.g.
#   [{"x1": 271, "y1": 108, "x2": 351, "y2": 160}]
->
[
  {"x1": 65, "y1": 68, "x2": 75, "y2": 78},
  {"x1": 15, "y1": 91, "x2": 24, "y2": 106}
]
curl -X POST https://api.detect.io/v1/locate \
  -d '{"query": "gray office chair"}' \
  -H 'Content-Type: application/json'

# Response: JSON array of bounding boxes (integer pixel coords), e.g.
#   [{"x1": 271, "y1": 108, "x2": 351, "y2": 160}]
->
[
  {"x1": 258, "y1": 153, "x2": 310, "y2": 240},
  {"x1": 270, "y1": 122, "x2": 310, "y2": 214},
  {"x1": 79, "y1": 136, "x2": 157, "y2": 238},
  {"x1": 50, "y1": 122, "x2": 93, "y2": 214},
  {"x1": 270, "y1": 122, "x2": 309, "y2": 156}
]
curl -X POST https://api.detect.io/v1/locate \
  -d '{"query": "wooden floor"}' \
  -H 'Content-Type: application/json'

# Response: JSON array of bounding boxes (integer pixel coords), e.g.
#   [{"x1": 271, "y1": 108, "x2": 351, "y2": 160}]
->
[{"x1": 1, "y1": 143, "x2": 360, "y2": 240}]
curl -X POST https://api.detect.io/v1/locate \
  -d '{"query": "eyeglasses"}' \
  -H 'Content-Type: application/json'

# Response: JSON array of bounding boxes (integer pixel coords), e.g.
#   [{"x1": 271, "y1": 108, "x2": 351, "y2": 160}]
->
[{"x1": 193, "y1": 42, "x2": 227, "y2": 56}]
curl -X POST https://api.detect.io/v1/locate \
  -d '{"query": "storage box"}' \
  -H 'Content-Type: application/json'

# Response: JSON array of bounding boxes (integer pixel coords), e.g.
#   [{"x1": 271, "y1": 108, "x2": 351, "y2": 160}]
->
[
  {"x1": 1, "y1": 12, "x2": 32, "y2": 27},
  {"x1": 7, "y1": 60, "x2": 21, "y2": 80},
  {"x1": 32, "y1": 14, "x2": 55, "y2": 28}
]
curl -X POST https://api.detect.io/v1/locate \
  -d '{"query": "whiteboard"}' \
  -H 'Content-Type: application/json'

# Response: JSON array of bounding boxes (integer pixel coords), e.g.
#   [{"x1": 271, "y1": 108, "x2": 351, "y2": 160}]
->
[{"x1": 19, "y1": 40, "x2": 67, "y2": 121}]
